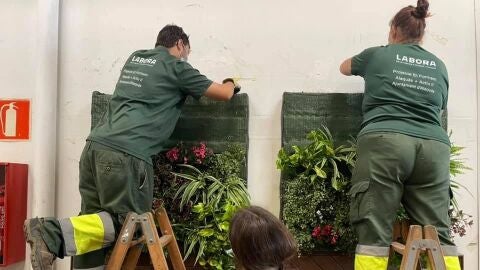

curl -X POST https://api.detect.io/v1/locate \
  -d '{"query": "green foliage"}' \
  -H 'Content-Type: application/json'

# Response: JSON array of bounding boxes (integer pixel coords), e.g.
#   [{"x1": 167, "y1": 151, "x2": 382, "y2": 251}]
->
[
  {"x1": 277, "y1": 127, "x2": 356, "y2": 191},
  {"x1": 279, "y1": 127, "x2": 473, "y2": 255},
  {"x1": 153, "y1": 143, "x2": 249, "y2": 269},
  {"x1": 278, "y1": 126, "x2": 357, "y2": 253},
  {"x1": 448, "y1": 139, "x2": 473, "y2": 238},
  {"x1": 174, "y1": 164, "x2": 249, "y2": 269},
  {"x1": 205, "y1": 144, "x2": 246, "y2": 179}
]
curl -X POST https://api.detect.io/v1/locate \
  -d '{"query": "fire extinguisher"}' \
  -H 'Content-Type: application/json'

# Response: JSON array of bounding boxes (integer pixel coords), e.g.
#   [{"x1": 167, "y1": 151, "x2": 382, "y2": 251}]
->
[{"x1": 0, "y1": 102, "x2": 17, "y2": 137}]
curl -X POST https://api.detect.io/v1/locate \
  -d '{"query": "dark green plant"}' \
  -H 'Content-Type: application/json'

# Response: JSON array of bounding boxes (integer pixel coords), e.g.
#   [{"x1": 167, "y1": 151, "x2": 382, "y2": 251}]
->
[
  {"x1": 205, "y1": 143, "x2": 246, "y2": 179},
  {"x1": 278, "y1": 126, "x2": 357, "y2": 253},
  {"x1": 277, "y1": 127, "x2": 356, "y2": 190},
  {"x1": 448, "y1": 140, "x2": 473, "y2": 238},
  {"x1": 174, "y1": 164, "x2": 249, "y2": 269},
  {"x1": 152, "y1": 143, "x2": 249, "y2": 269},
  {"x1": 278, "y1": 127, "x2": 472, "y2": 255}
]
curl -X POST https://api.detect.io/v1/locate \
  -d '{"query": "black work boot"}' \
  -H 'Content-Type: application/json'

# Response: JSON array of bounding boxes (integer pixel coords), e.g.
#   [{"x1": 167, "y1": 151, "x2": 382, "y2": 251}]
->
[{"x1": 23, "y1": 218, "x2": 56, "y2": 270}]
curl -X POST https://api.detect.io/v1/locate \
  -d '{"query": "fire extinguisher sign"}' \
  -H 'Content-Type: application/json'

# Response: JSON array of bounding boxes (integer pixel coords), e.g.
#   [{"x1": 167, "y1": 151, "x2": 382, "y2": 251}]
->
[{"x1": 0, "y1": 99, "x2": 30, "y2": 140}]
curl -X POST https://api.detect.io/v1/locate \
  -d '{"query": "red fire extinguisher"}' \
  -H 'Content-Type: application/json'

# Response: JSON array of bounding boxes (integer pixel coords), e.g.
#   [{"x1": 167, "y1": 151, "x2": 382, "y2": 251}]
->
[{"x1": 0, "y1": 102, "x2": 18, "y2": 137}]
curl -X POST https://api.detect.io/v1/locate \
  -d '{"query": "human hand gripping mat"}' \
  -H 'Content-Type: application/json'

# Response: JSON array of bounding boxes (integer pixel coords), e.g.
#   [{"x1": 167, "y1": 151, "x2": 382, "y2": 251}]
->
[
  {"x1": 279, "y1": 92, "x2": 447, "y2": 215},
  {"x1": 90, "y1": 91, "x2": 249, "y2": 175}
]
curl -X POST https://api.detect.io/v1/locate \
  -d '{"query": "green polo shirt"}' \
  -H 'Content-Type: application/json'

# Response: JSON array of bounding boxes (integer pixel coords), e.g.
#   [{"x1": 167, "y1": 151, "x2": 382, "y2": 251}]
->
[
  {"x1": 88, "y1": 46, "x2": 213, "y2": 164},
  {"x1": 352, "y1": 44, "x2": 450, "y2": 145}
]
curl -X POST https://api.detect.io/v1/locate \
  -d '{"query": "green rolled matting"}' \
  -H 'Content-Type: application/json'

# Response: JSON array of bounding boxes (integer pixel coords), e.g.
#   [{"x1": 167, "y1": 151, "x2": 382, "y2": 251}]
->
[
  {"x1": 90, "y1": 91, "x2": 249, "y2": 176},
  {"x1": 280, "y1": 92, "x2": 447, "y2": 216}
]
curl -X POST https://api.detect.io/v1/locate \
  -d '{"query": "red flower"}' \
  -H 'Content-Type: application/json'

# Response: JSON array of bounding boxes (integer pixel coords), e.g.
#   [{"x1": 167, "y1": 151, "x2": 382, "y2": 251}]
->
[
  {"x1": 192, "y1": 143, "x2": 208, "y2": 159},
  {"x1": 166, "y1": 147, "x2": 180, "y2": 162},
  {"x1": 312, "y1": 226, "x2": 322, "y2": 238},
  {"x1": 330, "y1": 233, "x2": 339, "y2": 245},
  {"x1": 321, "y1": 225, "x2": 332, "y2": 236},
  {"x1": 312, "y1": 224, "x2": 339, "y2": 246}
]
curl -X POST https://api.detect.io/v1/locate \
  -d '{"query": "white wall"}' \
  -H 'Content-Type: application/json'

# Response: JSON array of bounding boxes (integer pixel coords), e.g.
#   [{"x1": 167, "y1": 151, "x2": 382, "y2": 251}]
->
[
  {"x1": 1, "y1": 0, "x2": 59, "y2": 269},
  {"x1": 0, "y1": 0, "x2": 476, "y2": 269}
]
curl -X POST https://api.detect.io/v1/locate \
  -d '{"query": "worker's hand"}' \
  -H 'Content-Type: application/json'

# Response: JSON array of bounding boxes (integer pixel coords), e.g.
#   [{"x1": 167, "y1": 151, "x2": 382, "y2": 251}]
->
[{"x1": 222, "y1": 78, "x2": 241, "y2": 94}]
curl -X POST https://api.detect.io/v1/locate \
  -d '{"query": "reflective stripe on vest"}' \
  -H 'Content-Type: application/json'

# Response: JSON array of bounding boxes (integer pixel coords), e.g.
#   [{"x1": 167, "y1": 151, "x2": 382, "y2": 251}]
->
[
  {"x1": 441, "y1": 245, "x2": 459, "y2": 256},
  {"x1": 354, "y1": 254, "x2": 388, "y2": 270},
  {"x1": 59, "y1": 212, "x2": 115, "y2": 256},
  {"x1": 355, "y1": 244, "x2": 390, "y2": 256},
  {"x1": 425, "y1": 256, "x2": 461, "y2": 270},
  {"x1": 444, "y1": 256, "x2": 461, "y2": 270}
]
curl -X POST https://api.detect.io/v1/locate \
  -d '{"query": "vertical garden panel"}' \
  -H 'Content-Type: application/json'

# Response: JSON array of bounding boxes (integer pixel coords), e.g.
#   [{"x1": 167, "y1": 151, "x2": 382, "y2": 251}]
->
[
  {"x1": 279, "y1": 92, "x2": 448, "y2": 270},
  {"x1": 91, "y1": 91, "x2": 249, "y2": 176},
  {"x1": 280, "y1": 91, "x2": 448, "y2": 213}
]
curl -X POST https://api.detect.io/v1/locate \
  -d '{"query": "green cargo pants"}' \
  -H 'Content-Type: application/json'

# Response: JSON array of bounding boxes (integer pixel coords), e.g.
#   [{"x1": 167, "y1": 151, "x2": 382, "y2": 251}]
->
[
  {"x1": 349, "y1": 132, "x2": 460, "y2": 270},
  {"x1": 41, "y1": 140, "x2": 154, "y2": 269}
]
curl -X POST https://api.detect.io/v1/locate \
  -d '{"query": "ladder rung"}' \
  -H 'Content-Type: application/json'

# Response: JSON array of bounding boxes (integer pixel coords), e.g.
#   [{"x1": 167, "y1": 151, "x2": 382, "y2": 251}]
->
[
  {"x1": 159, "y1": 235, "x2": 173, "y2": 247},
  {"x1": 129, "y1": 236, "x2": 145, "y2": 247},
  {"x1": 107, "y1": 210, "x2": 186, "y2": 270},
  {"x1": 391, "y1": 241, "x2": 406, "y2": 255}
]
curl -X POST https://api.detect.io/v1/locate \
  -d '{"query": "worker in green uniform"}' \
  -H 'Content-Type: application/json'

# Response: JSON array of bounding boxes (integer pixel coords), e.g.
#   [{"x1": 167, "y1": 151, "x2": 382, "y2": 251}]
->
[
  {"x1": 24, "y1": 24, "x2": 241, "y2": 270},
  {"x1": 340, "y1": 1, "x2": 461, "y2": 269}
]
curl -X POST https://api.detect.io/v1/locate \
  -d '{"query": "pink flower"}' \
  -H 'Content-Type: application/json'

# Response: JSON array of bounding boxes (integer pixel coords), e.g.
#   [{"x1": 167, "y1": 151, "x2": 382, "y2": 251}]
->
[
  {"x1": 184, "y1": 157, "x2": 188, "y2": 164},
  {"x1": 166, "y1": 147, "x2": 180, "y2": 162},
  {"x1": 320, "y1": 225, "x2": 332, "y2": 236},
  {"x1": 312, "y1": 225, "x2": 339, "y2": 246},
  {"x1": 312, "y1": 226, "x2": 322, "y2": 238},
  {"x1": 192, "y1": 142, "x2": 209, "y2": 160},
  {"x1": 330, "y1": 233, "x2": 339, "y2": 245}
]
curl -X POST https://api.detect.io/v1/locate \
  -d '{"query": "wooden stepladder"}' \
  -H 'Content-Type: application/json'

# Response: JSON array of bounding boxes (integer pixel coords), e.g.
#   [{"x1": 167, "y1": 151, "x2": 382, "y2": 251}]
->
[
  {"x1": 389, "y1": 225, "x2": 446, "y2": 270},
  {"x1": 106, "y1": 207, "x2": 186, "y2": 270}
]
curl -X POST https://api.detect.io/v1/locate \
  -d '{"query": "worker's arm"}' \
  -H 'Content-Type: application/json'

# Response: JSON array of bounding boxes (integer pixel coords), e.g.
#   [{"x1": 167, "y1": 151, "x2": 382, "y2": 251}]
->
[
  {"x1": 204, "y1": 81, "x2": 235, "y2": 101},
  {"x1": 340, "y1": 58, "x2": 353, "y2": 76}
]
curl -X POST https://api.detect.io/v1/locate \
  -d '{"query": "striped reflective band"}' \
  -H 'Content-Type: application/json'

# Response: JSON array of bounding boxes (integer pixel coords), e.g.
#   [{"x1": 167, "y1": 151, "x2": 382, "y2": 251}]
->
[
  {"x1": 355, "y1": 254, "x2": 388, "y2": 270},
  {"x1": 59, "y1": 212, "x2": 115, "y2": 256},
  {"x1": 355, "y1": 244, "x2": 390, "y2": 256}
]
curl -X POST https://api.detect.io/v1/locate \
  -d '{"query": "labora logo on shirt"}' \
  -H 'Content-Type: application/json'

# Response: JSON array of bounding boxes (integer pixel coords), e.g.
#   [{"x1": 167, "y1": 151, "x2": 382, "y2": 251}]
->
[
  {"x1": 396, "y1": 54, "x2": 436, "y2": 68},
  {"x1": 131, "y1": 56, "x2": 157, "y2": 66}
]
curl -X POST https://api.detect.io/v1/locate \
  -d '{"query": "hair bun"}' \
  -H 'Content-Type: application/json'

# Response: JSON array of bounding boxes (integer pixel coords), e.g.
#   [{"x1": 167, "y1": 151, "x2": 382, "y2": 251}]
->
[{"x1": 412, "y1": 0, "x2": 429, "y2": 19}]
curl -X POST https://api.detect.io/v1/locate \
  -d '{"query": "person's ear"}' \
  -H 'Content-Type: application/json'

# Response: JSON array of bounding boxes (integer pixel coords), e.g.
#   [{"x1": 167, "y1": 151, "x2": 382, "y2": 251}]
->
[{"x1": 177, "y1": 39, "x2": 184, "y2": 50}]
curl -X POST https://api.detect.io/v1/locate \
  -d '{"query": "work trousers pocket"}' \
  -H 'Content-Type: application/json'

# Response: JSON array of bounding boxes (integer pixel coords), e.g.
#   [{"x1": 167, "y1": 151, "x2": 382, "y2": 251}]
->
[
  {"x1": 348, "y1": 180, "x2": 372, "y2": 225},
  {"x1": 94, "y1": 148, "x2": 152, "y2": 214}
]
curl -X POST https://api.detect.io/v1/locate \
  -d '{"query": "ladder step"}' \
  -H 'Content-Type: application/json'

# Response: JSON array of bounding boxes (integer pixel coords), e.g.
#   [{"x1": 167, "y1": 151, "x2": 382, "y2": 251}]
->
[
  {"x1": 107, "y1": 210, "x2": 186, "y2": 270},
  {"x1": 391, "y1": 241, "x2": 405, "y2": 255},
  {"x1": 159, "y1": 235, "x2": 173, "y2": 247},
  {"x1": 129, "y1": 236, "x2": 145, "y2": 247}
]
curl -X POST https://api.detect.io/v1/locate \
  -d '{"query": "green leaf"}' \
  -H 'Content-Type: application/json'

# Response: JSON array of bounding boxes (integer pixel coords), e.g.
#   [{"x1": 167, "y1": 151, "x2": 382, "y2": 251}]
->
[
  {"x1": 198, "y1": 228, "x2": 215, "y2": 237},
  {"x1": 195, "y1": 239, "x2": 207, "y2": 263},
  {"x1": 184, "y1": 234, "x2": 199, "y2": 260},
  {"x1": 218, "y1": 221, "x2": 230, "y2": 231},
  {"x1": 177, "y1": 163, "x2": 202, "y2": 174},
  {"x1": 208, "y1": 259, "x2": 219, "y2": 267},
  {"x1": 192, "y1": 203, "x2": 205, "y2": 213},
  {"x1": 314, "y1": 165, "x2": 327, "y2": 178},
  {"x1": 172, "y1": 172, "x2": 200, "y2": 183}
]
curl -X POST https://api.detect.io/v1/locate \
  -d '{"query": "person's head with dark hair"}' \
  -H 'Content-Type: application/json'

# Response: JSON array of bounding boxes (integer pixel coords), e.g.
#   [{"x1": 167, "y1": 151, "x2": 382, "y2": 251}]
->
[
  {"x1": 229, "y1": 206, "x2": 298, "y2": 270},
  {"x1": 156, "y1": 24, "x2": 191, "y2": 60},
  {"x1": 389, "y1": 0, "x2": 430, "y2": 44}
]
